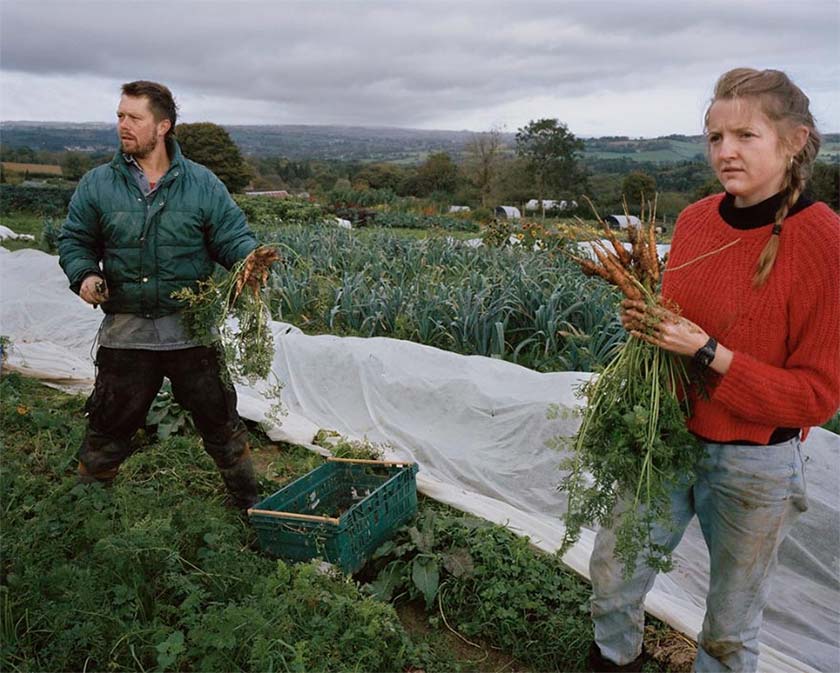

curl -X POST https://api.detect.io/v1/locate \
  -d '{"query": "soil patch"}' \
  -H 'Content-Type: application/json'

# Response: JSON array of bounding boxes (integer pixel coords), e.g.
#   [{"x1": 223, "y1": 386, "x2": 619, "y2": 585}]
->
[{"x1": 396, "y1": 599, "x2": 533, "y2": 673}]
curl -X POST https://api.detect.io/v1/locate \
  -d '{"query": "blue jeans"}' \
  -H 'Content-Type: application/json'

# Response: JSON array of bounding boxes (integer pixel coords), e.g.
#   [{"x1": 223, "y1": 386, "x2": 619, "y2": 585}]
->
[{"x1": 590, "y1": 439, "x2": 808, "y2": 672}]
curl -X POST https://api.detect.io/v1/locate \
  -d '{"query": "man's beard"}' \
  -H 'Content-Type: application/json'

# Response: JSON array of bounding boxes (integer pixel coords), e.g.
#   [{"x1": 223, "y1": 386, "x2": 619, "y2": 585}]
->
[{"x1": 121, "y1": 133, "x2": 159, "y2": 159}]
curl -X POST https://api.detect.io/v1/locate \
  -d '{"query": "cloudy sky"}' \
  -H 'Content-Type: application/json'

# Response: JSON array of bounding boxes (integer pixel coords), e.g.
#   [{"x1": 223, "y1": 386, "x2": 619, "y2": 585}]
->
[{"x1": 1, "y1": 0, "x2": 838, "y2": 137}]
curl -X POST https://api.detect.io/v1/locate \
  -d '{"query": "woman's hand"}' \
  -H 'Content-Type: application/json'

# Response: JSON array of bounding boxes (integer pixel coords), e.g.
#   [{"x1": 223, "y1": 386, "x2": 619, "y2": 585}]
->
[{"x1": 620, "y1": 299, "x2": 709, "y2": 358}]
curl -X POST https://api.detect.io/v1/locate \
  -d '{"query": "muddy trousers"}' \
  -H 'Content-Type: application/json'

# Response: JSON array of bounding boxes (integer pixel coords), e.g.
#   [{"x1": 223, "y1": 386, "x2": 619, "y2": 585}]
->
[
  {"x1": 78, "y1": 346, "x2": 259, "y2": 509},
  {"x1": 590, "y1": 439, "x2": 808, "y2": 673}
]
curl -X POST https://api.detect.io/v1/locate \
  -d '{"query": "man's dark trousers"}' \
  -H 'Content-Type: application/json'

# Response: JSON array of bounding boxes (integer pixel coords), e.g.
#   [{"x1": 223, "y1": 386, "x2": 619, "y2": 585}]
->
[{"x1": 78, "y1": 345, "x2": 259, "y2": 509}]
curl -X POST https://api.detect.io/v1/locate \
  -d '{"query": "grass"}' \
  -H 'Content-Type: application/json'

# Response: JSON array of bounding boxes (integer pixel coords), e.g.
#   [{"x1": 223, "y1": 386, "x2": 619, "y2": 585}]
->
[
  {"x1": 0, "y1": 212, "x2": 44, "y2": 251},
  {"x1": 0, "y1": 373, "x2": 685, "y2": 672},
  {"x1": 822, "y1": 410, "x2": 840, "y2": 434}
]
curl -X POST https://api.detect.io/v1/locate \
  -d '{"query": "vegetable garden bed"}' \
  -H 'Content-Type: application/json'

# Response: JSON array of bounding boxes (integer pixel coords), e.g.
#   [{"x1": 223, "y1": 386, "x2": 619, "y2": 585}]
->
[{"x1": 0, "y1": 374, "x2": 682, "y2": 672}]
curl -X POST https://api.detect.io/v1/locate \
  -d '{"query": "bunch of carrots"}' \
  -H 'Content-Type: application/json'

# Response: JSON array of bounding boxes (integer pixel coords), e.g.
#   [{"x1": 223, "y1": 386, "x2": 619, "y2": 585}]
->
[
  {"x1": 569, "y1": 195, "x2": 661, "y2": 301},
  {"x1": 174, "y1": 246, "x2": 281, "y2": 384},
  {"x1": 234, "y1": 246, "x2": 280, "y2": 301},
  {"x1": 558, "y1": 197, "x2": 701, "y2": 579}
]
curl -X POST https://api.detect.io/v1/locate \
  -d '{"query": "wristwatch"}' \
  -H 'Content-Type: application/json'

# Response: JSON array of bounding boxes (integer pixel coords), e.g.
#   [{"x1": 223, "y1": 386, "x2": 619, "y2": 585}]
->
[{"x1": 693, "y1": 337, "x2": 718, "y2": 368}]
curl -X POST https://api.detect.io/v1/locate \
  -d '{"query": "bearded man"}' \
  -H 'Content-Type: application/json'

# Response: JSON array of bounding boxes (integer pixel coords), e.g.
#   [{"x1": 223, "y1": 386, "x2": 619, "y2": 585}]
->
[{"x1": 58, "y1": 80, "x2": 275, "y2": 510}]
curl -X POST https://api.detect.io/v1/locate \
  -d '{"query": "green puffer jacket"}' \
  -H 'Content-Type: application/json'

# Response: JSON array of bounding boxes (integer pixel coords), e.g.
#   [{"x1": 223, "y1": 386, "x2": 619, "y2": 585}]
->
[{"x1": 58, "y1": 140, "x2": 257, "y2": 318}]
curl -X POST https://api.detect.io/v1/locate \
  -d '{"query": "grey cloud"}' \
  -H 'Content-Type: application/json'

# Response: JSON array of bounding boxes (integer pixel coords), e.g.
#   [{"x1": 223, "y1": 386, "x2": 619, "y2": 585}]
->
[{"x1": 1, "y1": 0, "x2": 837, "y2": 130}]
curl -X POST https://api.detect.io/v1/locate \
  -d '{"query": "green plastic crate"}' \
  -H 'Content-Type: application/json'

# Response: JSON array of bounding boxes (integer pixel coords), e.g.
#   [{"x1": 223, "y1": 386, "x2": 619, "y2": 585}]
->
[{"x1": 248, "y1": 458, "x2": 418, "y2": 573}]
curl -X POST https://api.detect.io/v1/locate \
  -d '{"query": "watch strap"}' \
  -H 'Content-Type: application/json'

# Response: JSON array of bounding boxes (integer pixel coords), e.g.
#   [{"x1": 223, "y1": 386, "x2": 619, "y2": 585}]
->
[{"x1": 693, "y1": 337, "x2": 718, "y2": 368}]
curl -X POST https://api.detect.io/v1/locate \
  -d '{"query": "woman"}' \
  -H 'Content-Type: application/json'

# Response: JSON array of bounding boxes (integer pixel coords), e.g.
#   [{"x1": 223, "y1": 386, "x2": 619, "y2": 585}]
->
[{"x1": 588, "y1": 68, "x2": 840, "y2": 672}]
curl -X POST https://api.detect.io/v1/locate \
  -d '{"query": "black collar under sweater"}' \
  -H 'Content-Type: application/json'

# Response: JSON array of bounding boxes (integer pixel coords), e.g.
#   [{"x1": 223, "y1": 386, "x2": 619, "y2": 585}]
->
[{"x1": 719, "y1": 191, "x2": 813, "y2": 230}]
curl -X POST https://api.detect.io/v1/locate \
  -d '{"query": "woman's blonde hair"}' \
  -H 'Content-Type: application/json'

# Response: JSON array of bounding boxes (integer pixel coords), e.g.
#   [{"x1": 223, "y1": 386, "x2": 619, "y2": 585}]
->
[{"x1": 705, "y1": 68, "x2": 821, "y2": 286}]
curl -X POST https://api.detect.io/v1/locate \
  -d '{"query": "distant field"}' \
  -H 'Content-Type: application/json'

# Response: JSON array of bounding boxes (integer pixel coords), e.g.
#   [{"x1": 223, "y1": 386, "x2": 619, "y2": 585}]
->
[
  {"x1": 2, "y1": 161, "x2": 63, "y2": 175},
  {"x1": 585, "y1": 138, "x2": 706, "y2": 163},
  {"x1": 819, "y1": 139, "x2": 840, "y2": 161}
]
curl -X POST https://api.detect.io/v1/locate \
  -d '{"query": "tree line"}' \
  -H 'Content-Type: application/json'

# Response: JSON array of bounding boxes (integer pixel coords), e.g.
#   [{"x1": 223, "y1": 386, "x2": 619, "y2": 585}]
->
[{"x1": 3, "y1": 119, "x2": 838, "y2": 215}]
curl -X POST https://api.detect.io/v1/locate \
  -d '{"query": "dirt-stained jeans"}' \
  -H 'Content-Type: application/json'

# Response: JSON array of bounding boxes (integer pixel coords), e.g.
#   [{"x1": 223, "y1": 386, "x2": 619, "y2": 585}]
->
[
  {"x1": 589, "y1": 438, "x2": 808, "y2": 673},
  {"x1": 78, "y1": 346, "x2": 256, "y2": 507}
]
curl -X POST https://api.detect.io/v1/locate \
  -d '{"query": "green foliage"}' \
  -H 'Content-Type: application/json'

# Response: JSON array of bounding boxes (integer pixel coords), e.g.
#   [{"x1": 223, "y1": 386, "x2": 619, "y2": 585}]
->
[
  {"x1": 584, "y1": 159, "x2": 713, "y2": 219},
  {"x1": 371, "y1": 211, "x2": 479, "y2": 232},
  {"x1": 233, "y1": 194, "x2": 325, "y2": 228},
  {"x1": 0, "y1": 373, "x2": 449, "y2": 673},
  {"x1": 176, "y1": 122, "x2": 252, "y2": 193},
  {"x1": 366, "y1": 508, "x2": 594, "y2": 671},
  {"x1": 354, "y1": 163, "x2": 406, "y2": 191},
  {"x1": 39, "y1": 217, "x2": 60, "y2": 253},
  {"x1": 248, "y1": 155, "x2": 314, "y2": 190},
  {"x1": 0, "y1": 184, "x2": 74, "y2": 216},
  {"x1": 145, "y1": 380, "x2": 195, "y2": 439},
  {"x1": 313, "y1": 429, "x2": 385, "y2": 461},
  {"x1": 173, "y1": 255, "x2": 276, "y2": 386},
  {"x1": 822, "y1": 410, "x2": 840, "y2": 434},
  {"x1": 413, "y1": 152, "x2": 460, "y2": 196},
  {"x1": 492, "y1": 155, "x2": 534, "y2": 204},
  {"x1": 693, "y1": 176, "x2": 723, "y2": 201},
  {"x1": 558, "y1": 336, "x2": 703, "y2": 578},
  {"x1": 481, "y1": 218, "x2": 513, "y2": 248},
  {"x1": 622, "y1": 171, "x2": 657, "y2": 210},
  {"x1": 59, "y1": 152, "x2": 92, "y2": 181},
  {"x1": 264, "y1": 224, "x2": 624, "y2": 372},
  {"x1": 0, "y1": 213, "x2": 42, "y2": 252},
  {"x1": 327, "y1": 186, "x2": 397, "y2": 207},
  {"x1": 516, "y1": 118, "x2": 587, "y2": 201},
  {"x1": 808, "y1": 162, "x2": 840, "y2": 210}
]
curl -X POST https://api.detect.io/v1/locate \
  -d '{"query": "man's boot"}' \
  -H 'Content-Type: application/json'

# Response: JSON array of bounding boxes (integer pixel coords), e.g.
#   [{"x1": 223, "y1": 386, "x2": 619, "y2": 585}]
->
[
  {"x1": 588, "y1": 642, "x2": 644, "y2": 672},
  {"x1": 77, "y1": 461, "x2": 119, "y2": 486},
  {"x1": 219, "y1": 452, "x2": 260, "y2": 512}
]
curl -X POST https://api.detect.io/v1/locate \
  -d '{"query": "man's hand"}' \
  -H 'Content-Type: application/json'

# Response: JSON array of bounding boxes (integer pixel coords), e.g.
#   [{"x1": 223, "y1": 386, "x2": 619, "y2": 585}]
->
[
  {"x1": 235, "y1": 247, "x2": 282, "y2": 299},
  {"x1": 80, "y1": 275, "x2": 109, "y2": 306}
]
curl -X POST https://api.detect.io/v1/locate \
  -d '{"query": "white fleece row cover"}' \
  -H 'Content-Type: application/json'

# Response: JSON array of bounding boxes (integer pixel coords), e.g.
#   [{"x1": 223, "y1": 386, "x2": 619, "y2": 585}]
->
[{"x1": 1, "y1": 247, "x2": 837, "y2": 673}]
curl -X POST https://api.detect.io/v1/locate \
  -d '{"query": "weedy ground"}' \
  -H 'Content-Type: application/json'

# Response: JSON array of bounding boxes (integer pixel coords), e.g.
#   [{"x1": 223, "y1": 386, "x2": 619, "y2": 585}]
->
[
  {"x1": 0, "y1": 211, "x2": 701, "y2": 671},
  {"x1": 0, "y1": 373, "x2": 687, "y2": 672}
]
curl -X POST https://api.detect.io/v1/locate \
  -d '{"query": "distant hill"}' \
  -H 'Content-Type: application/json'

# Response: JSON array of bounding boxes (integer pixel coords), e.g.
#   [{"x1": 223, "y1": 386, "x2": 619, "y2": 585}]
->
[
  {"x1": 0, "y1": 122, "x2": 480, "y2": 163},
  {"x1": 227, "y1": 125, "x2": 480, "y2": 163},
  {"x1": 1, "y1": 122, "x2": 115, "y2": 154},
  {"x1": 2, "y1": 121, "x2": 838, "y2": 164}
]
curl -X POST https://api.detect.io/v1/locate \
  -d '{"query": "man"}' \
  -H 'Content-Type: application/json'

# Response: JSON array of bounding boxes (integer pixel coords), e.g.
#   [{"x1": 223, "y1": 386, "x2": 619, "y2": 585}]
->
[{"x1": 58, "y1": 80, "x2": 275, "y2": 510}]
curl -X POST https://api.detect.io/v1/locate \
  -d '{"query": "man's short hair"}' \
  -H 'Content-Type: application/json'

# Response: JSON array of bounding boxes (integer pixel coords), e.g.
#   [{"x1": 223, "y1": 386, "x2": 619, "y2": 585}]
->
[{"x1": 121, "y1": 80, "x2": 178, "y2": 139}]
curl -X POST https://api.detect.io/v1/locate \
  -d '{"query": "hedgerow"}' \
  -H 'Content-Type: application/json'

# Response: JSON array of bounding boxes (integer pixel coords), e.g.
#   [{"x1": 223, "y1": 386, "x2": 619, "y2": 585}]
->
[{"x1": 0, "y1": 184, "x2": 75, "y2": 217}]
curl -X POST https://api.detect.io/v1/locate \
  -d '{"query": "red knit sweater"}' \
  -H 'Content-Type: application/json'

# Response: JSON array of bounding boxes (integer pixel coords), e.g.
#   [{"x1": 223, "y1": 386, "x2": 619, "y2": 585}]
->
[{"x1": 661, "y1": 193, "x2": 840, "y2": 444}]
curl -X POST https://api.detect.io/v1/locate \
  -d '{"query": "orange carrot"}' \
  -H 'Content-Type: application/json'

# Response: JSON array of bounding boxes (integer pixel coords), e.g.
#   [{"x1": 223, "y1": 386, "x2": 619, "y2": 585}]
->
[
  {"x1": 647, "y1": 222, "x2": 660, "y2": 284},
  {"x1": 570, "y1": 254, "x2": 613, "y2": 282},
  {"x1": 591, "y1": 244, "x2": 641, "y2": 299}
]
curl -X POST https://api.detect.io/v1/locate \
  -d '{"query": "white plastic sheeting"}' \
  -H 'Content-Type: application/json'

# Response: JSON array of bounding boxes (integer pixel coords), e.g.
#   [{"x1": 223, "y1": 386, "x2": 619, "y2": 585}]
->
[
  {"x1": 579, "y1": 239, "x2": 672, "y2": 261},
  {"x1": 0, "y1": 225, "x2": 35, "y2": 242},
  {"x1": 1, "y1": 247, "x2": 837, "y2": 673}
]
